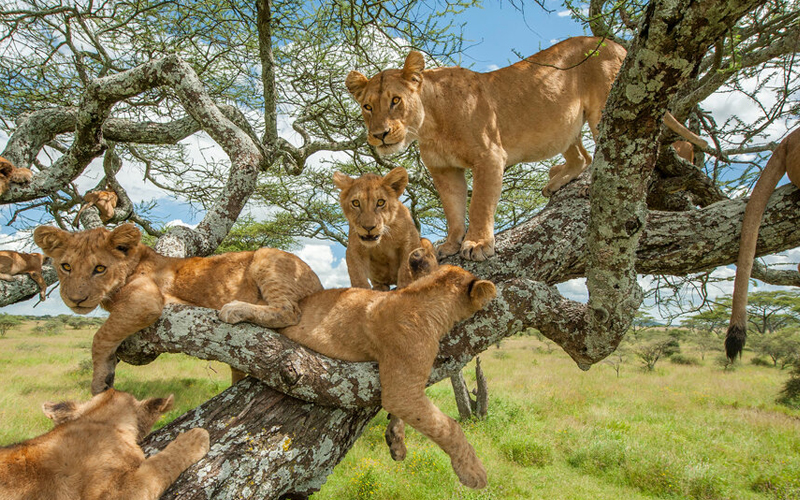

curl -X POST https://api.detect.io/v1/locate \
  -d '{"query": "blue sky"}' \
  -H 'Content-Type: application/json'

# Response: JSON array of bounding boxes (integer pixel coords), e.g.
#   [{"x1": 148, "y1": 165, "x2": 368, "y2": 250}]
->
[{"x1": 1, "y1": 1, "x2": 796, "y2": 319}]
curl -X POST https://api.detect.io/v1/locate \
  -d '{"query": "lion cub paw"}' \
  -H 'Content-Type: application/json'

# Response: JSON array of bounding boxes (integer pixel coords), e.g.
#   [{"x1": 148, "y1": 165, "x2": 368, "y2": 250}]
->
[
  {"x1": 219, "y1": 301, "x2": 254, "y2": 325},
  {"x1": 451, "y1": 451, "x2": 488, "y2": 489},
  {"x1": 175, "y1": 428, "x2": 211, "y2": 463},
  {"x1": 436, "y1": 240, "x2": 462, "y2": 261},
  {"x1": 459, "y1": 240, "x2": 495, "y2": 262}
]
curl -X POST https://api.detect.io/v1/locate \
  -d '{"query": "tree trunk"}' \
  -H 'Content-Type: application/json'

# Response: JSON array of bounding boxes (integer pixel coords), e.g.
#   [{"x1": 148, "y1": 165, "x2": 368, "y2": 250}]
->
[
  {"x1": 141, "y1": 377, "x2": 380, "y2": 499},
  {"x1": 450, "y1": 372, "x2": 473, "y2": 421}
]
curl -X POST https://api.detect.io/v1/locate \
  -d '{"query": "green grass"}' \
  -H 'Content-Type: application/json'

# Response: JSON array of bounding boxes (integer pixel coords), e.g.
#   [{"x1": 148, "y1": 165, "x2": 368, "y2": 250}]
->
[{"x1": 1, "y1": 325, "x2": 798, "y2": 499}]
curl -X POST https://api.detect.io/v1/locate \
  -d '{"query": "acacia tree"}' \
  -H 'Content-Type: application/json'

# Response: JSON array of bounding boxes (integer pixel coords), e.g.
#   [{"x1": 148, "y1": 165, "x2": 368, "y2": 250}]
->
[{"x1": 2, "y1": 0, "x2": 800, "y2": 498}]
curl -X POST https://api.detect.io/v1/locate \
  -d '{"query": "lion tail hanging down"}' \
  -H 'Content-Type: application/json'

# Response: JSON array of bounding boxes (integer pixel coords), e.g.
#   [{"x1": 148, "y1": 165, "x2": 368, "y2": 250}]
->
[{"x1": 725, "y1": 128, "x2": 800, "y2": 360}]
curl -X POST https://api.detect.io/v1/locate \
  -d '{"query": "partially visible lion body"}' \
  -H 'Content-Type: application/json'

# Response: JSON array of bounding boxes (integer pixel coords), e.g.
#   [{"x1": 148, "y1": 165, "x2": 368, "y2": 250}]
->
[
  {"x1": 33, "y1": 224, "x2": 322, "y2": 394},
  {"x1": 75, "y1": 190, "x2": 119, "y2": 226},
  {"x1": 0, "y1": 389, "x2": 209, "y2": 500},
  {"x1": 333, "y1": 166, "x2": 421, "y2": 290},
  {"x1": 346, "y1": 36, "x2": 707, "y2": 261},
  {"x1": 0, "y1": 156, "x2": 33, "y2": 196},
  {"x1": 726, "y1": 128, "x2": 800, "y2": 359},
  {"x1": 280, "y1": 261, "x2": 496, "y2": 489},
  {"x1": 0, "y1": 250, "x2": 47, "y2": 301}
]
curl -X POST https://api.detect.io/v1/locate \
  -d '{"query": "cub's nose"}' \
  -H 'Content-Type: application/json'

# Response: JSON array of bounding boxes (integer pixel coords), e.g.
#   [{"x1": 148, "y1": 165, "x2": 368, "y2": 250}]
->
[
  {"x1": 372, "y1": 130, "x2": 390, "y2": 142},
  {"x1": 362, "y1": 225, "x2": 376, "y2": 232}
]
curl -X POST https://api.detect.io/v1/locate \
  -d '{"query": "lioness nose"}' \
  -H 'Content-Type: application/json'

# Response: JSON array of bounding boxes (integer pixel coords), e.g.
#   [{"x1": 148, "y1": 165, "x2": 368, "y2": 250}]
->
[
  {"x1": 69, "y1": 295, "x2": 89, "y2": 305},
  {"x1": 372, "y1": 130, "x2": 390, "y2": 141},
  {"x1": 363, "y1": 225, "x2": 376, "y2": 232}
]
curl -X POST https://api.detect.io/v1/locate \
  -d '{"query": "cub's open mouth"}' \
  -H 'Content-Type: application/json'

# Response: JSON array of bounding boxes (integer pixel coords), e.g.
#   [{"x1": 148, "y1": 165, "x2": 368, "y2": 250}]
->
[{"x1": 360, "y1": 234, "x2": 381, "y2": 242}]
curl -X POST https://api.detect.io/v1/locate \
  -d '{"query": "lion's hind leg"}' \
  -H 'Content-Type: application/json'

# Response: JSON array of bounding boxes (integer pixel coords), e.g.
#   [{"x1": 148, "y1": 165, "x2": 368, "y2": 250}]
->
[
  {"x1": 542, "y1": 141, "x2": 590, "y2": 197},
  {"x1": 385, "y1": 414, "x2": 407, "y2": 461},
  {"x1": 219, "y1": 298, "x2": 301, "y2": 329},
  {"x1": 380, "y1": 366, "x2": 487, "y2": 489}
]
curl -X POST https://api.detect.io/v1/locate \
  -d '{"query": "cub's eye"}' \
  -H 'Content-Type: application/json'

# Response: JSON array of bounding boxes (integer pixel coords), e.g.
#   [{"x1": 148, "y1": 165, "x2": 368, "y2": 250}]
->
[
  {"x1": 61, "y1": 263, "x2": 72, "y2": 272},
  {"x1": 352, "y1": 200, "x2": 360, "y2": 207},
  {"x1": 363, "y1": 104, "x2": 372, "y2": 112},
  {"x1": 376, "y1": 199, "x2": 386, "y2": 207},
  {"x1": 93, "y1": 265, "x2": 107, "y2": 274},
  {"x1": 391, "y1": 96, "x2": 401, "y2": 106}
]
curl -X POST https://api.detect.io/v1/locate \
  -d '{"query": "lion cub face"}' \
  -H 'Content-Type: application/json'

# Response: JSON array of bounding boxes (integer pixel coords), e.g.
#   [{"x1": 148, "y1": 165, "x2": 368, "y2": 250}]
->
[
  {"x1": 33, "y1": 224, "x2": 142, "y2": 314},
  {"x1": 333, "y1": 167, "x2": 409, "y2": 247},
  {"x1": 345, "y1": 53, "x2": 426, "y2": 156},
  {"x1": 43, "y1": 389, "x2": 174, "y2": 442}
]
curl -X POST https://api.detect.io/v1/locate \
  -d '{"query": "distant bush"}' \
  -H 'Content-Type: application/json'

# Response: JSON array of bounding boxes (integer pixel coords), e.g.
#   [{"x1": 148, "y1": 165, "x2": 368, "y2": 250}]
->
[
  {"x1": 714, "y1": 355, "x2": 736, "y2": 372},
  {"x1": 777, "y1": 363, "x2": 800, "y2": 409},
  {"x1": 750, "y1": 356, "x2": 773, "y2": 367},
  {"x1": 670, "y1": 354, "x2": 701, "y2": 366},
  {"x1": 32, "y1": 320, "x2": 63, "y2": 336}
]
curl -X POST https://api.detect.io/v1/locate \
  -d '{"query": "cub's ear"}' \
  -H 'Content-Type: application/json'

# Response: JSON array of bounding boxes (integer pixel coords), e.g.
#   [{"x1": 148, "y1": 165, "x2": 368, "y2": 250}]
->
[
  {"x1": 345, "y1": 71, "x2": 369, "y2": 101},
  {"x1": 42, "y1": 401, "x2": 81, "y2": 426},
  {"x1": 402, "y1": 51, "x2": 425, "y2": 84},
  {"x1": 382, "y1": 167, "x2": 408, "y2": 197},
  {"x1": 143, "y1": 394, "x2": 174, "y2": 415},
  {"x1": 332, "y1": 171, "x2": 354, "y2": 191},
  {"x1": 109, "y1": 224, "x2": 141, "y2": 255},
  {"x1": 468, "y1": 280, "x2": 496, "y2": 309},
  {"x1": 33, "y1": 226, "x2": 71, "y2": 258}
]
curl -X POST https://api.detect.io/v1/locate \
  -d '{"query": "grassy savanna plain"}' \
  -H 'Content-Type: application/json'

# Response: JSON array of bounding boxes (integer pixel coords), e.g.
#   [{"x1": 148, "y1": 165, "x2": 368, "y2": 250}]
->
[{"x1": 0, "y1": 323, "x2": 798, "y2": 500}]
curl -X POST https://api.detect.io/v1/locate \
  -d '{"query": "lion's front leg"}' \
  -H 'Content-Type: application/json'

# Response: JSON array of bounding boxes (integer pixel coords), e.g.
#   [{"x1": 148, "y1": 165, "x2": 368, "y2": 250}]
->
[
  {"x1": 91, "y1": 278, "x2": 164, "y2": 394},
  {"x1": 461, "y1": 160, "x2": 504, "y2": 262},
  {"x1": 385, "y1": 413, "x2": 407, "y2": 461},
  {"x1": 428, "y1": 166, "x2": 467, "y2": 260},
  {"x1": 380, "y1": 364, "x2": 487, "y2": 489},
  {"x1": 116, "y1": 428, "x2": 209, "y2": 500}
]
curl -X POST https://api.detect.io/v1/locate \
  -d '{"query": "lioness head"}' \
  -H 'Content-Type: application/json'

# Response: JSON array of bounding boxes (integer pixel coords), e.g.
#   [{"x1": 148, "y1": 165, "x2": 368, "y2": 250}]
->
[
  {"x1": 33, "y1": 224, "x2": 142, "y2": 314},
  {"x1": 409, "y1": 264, "x2": 496, "y2": 317},
  {"x1": 346, "y1": 52, "x2": 425, "y2": 156},
  {"x1": 333, "y1": 166, "x2": 409, "y2": 247},
  {"x1": 408, "y1": 238, "x2": 438, "y2": 281},
  {"x1": 42, "y1": 389, "x2": 174, "y2": 441}
]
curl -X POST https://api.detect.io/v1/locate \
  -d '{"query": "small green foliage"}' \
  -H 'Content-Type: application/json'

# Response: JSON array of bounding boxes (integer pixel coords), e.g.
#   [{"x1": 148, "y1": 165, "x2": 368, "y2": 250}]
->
[{"x1": 670, "y1": 354, "x2": 701, "y2": 366}]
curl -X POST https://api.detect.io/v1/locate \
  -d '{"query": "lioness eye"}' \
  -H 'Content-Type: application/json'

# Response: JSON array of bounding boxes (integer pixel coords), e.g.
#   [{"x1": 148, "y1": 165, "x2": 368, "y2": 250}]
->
[
  {"x1": 352, "y1": 200, "x2": 360, "y2": 207},
  {"x1": 363, "y1": 104, "x2": 372, "y2": 112},
  {"x1": 61, "y1": 263, "x2": 72, "y2": 272},
  {"x1": 377, "y1": 199, "x2": 386, "y2": 207},
  {"x1": 391, "y1": 96, "x2": 401, "y2": 106},
  {"x1": 94, "y1": 265, "x2": 106, "y2": 274}
]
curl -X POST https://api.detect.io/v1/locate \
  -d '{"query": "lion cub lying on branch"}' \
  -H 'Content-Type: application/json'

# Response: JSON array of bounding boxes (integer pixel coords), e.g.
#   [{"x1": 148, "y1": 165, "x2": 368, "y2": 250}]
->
[
  {"x1": 0, "y1": 250, "x2": 48, "y2": 301},
  {"x1": 0, "y1": 389, "x2": 209, "y2": 500},
  {"x1": 33, "y1": 224, "x2": 322, "y2": 394},
  {"x1": 279, "y1": 243, "x2": 496, "y2": 489}
]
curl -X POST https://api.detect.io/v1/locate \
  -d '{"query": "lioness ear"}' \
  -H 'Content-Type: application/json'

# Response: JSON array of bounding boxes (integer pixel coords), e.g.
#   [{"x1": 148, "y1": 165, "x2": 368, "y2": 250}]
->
[
  {"x1": 332, "y1": 171, "x2": 354, "y2": 191},
  {"x1": 468, "y1": 280, "x2": 497, "y2": 309},
  {"x1": 402, "y1": 51, "x2": 425, "y2": 84},
  {"x1": 42, "y1": 401, "x2": 80, "y2": 426},
  {"x1": 33, "y1": 226, "x2": 71, "y2": 258},
  {"x1": 382, "y1": 167, "x2": 408, "y2": 197},
  {"x1": 345, "y1": 71, "x2": 369, "y2": 101},
  {"x1": 109, "y1": 223, "x2": 141, "y2": 255}
]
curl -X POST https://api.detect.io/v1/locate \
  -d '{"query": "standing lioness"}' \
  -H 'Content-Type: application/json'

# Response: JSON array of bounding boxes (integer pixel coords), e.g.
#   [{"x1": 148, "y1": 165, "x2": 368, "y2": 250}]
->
[
  {"x1": 33, "y1": 224, "x2": 322, "y2": 394},
  {"x1": 346, "y1": 36, "x2": 707, "y2": 261},
  {"x1": 0, "y1": 389, "x2": 209, "y2": 500}
]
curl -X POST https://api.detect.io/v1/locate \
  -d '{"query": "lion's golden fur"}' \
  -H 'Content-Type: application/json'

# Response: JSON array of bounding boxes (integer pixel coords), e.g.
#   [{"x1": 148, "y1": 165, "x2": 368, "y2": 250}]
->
[
  {"x1": 0, "y1": 251, "x2": 47, "y2": 301},
  {"x1": 333, "y1": 166, "x2": 421, "y2": 290},
  {"x1": 279, "y1": 243, "x2": 496, "y2": 488},
  {"x1": 75, "y1": 190, "x2": 119, "y2": 226},
  {"x1": 33, "y1": 223, "x2": 322, "y2": 394},
  {"x1": 346, "y1": 36, "x2": 707, "y2": 261},
  {"x1": 725, "y1": 128, "x2": 800, "y2": 359},
  {"x1": 0, "y1": 389, "x2": 209, "y2": 500},
  {"x1": 0, "y1": 156, "x2": 32, "y2": 196}
]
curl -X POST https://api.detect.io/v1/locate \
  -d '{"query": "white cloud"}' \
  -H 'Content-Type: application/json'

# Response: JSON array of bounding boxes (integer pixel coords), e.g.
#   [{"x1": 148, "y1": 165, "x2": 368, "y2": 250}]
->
[{"x1": 295, "y1": 240, "x2": 350, "y2": 289}]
